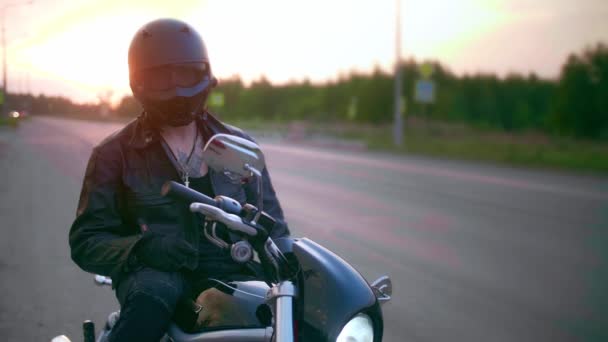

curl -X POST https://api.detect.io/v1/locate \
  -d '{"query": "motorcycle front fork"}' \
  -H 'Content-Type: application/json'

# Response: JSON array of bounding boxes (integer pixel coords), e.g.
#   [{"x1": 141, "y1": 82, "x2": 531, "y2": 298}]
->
[{"x1": 267, "y1": 281, "x2": 296, "y2": 342}]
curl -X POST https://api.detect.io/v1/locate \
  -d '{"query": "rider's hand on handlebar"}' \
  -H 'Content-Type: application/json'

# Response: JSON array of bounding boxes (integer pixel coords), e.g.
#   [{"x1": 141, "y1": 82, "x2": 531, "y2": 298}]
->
[{"x1": 135, "y1": 233, "x2": 197, "y2": 272}]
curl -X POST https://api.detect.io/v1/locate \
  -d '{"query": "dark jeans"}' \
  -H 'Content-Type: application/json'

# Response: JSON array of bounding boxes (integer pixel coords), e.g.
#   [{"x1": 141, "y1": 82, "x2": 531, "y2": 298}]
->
[
  {"x1": 107, "y1": 263, "x2": 260, "y2": 341},
  {"x1": 108, "y1": 268, "x2": 189, "y2": 342}
]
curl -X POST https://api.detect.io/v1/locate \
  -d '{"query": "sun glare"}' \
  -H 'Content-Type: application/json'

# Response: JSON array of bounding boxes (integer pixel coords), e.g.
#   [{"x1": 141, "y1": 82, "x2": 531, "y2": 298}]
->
[
  {"x1": 8, "y1": 0, "x2": 511, "y2": 102},
  {"x1": 403, "y1": 0, "x2": 507, "y2": 59},
  {"x1": 10, "y1": 0, "x2": 206, "y2": 102},
  {"x1": 20, "y1": 14, "x2": 141, "y2": 94}
]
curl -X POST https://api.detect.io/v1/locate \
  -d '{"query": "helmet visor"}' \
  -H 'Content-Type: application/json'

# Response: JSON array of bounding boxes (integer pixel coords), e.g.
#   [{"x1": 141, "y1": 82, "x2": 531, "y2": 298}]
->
[{"x1": 136, "y1": 63, "x2": 209, "y2": 91}]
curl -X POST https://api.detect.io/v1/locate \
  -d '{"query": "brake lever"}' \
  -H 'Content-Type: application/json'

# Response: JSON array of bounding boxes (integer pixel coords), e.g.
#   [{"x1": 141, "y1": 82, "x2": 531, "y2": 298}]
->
[
  {"x1": 191, "y1": 202, "x2": 262, "y2": 266},
  {"x1": 200, "y1": 218, "x2": 253, "y2": 263},
  {"x1": 190, "y1": 203, "x2": 258, "y2": 237},
  {"x1": 203, "y1": 221, "x2": 229, "y2": 249}
]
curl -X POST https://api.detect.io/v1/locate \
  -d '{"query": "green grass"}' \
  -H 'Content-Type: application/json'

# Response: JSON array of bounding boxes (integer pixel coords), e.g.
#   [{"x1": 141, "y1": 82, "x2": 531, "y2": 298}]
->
[
  {"x1": 381, "y1": 133, "x2": 608, "y2": 172},
  {"x1": 0, "y1": 117, "x2": 19, "y2": 127}
]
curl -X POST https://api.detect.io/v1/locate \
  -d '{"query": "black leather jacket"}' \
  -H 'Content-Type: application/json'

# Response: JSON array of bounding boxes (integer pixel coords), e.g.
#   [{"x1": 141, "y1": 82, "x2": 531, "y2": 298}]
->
[{"x1": 69, "y1": 112, "x2": 289, "y2": 286}]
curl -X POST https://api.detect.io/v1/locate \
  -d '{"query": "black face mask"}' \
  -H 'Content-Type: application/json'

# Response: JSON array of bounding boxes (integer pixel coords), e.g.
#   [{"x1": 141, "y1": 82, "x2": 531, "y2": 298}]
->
[
  {"x1": 149, "y1": 110, "x2": 195, "y2": 127},
  {"x1": 145, "y1": 96, "x2": 198, "y2": 127},
  {"x1": 141, "y1": 83, "x2": 212, "y2": 127}
]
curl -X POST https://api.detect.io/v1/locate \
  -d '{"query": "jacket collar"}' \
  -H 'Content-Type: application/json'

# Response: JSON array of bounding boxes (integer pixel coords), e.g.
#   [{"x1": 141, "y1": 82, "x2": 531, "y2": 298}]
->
[{"x1": 128, "y1": 110, "x2": 230, "y2": 150}]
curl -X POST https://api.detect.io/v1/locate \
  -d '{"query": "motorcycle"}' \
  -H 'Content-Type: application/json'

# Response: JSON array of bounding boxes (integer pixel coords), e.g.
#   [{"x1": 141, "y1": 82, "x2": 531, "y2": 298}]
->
[{"x1": 53, "y1": 133, "x2": 392, "y2": 342}]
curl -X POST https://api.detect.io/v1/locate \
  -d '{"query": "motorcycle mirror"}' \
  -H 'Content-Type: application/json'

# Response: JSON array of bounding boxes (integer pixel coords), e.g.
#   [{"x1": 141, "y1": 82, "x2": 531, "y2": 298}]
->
[
  {"x1": 202, "y1": 134, "x2": 266, "y2": 184},
  {"x1": 370, "y1": 275, "x2": 392, "y2": 305}
]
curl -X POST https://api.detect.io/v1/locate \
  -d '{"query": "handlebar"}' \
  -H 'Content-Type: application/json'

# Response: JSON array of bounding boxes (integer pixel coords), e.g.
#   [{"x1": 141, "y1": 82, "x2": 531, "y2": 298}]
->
[
  {"x1": 190, "y1": 203, "x2": 258, "y2": 237},
  {"x1": 161, "y1": 180, "x2": 290, "y2": 282},
  {"x1": 161, "y1": 181, "x2": 217, "y2": 207},
  {"x1": 162, "y1": 181, "x2": 244, "y2": 216},
  {"x1": 162, "y1": 180, "x2": 258, "y2": 237}
]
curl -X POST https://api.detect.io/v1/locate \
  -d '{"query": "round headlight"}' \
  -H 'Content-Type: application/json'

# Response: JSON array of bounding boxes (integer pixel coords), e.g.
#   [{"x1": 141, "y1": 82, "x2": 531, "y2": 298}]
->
[{"x1": 336, "y1": 313, "x2": 374, "y2": 342}]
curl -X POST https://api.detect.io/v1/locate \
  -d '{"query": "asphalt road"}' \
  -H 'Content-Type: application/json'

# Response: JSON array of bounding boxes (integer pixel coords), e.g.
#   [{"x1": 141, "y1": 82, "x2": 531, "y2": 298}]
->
[{"x1": 1, "y1": 116, "x2": 607, "y2": 341}]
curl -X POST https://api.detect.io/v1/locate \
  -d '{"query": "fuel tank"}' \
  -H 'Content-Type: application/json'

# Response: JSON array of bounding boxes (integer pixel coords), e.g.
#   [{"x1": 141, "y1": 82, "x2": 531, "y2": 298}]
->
[
  {"x1": 167, "y1": 280, "x2": 272, "y2": 341},
  {"x1": 202, "y1": 279, "x2": 271, "y2": 328}
]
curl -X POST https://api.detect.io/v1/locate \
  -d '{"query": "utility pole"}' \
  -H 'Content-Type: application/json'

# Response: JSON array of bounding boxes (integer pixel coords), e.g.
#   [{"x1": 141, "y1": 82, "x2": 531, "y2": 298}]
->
[
  {"x1": 1, "y1": 1, "x2": 33, "y2": 114},
  {"x1": 393, "y1": 0, "x2": 404, "y2": 146},
  {"x1": 1, "y1": 9, "x2": 6, "y2": 114}
]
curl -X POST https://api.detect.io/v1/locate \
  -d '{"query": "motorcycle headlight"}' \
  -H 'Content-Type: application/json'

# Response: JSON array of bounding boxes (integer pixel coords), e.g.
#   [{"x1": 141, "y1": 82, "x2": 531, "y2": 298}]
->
[{"x1": 336, "y1": 313, "x2": 374, "y2": 342}]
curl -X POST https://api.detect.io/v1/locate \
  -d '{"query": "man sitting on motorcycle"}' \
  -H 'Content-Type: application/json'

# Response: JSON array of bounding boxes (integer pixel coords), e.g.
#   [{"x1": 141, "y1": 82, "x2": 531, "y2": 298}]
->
[{"x1": 68, "y1": 18, "x2": 289, "y2": 341}]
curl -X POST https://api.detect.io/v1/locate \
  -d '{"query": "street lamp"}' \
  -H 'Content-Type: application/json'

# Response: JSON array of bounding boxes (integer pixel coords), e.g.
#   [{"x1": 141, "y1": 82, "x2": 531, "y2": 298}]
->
[{"x1": 1, "y1": 0, "x2": 33, "y2": 113}]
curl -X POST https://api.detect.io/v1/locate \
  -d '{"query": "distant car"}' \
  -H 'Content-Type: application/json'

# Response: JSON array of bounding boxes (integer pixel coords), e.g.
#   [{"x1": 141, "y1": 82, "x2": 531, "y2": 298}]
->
[{"x1": 5, "y1": 110, "x2": 29, "y2": 119}]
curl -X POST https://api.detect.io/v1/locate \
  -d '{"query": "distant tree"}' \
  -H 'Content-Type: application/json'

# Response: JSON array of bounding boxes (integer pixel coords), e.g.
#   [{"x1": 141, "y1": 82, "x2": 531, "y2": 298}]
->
[
  {"x1": 213, "y1": 76, "x2": 244, "y2": 119},
  {"x1": 552, "y1": 43, "x2": 608, "y2": 139},
  {"x1": 115, "y1": 95, "x2": 141, "y2": 117},
  {"x1": 10, "y1": 43, "x2": 608, "y2": 141}
]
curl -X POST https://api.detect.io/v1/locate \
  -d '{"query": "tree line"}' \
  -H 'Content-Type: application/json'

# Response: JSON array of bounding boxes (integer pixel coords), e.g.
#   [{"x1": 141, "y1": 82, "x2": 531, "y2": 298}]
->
[{"x1": 10, "y1": 43, "x2": 608, "y2": 140}]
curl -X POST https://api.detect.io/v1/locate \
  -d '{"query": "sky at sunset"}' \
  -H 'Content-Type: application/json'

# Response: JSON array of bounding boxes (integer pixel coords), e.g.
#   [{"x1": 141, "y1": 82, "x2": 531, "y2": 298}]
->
[{"x1": 2, "y1": 0, "x2": 607, "y2": 104}]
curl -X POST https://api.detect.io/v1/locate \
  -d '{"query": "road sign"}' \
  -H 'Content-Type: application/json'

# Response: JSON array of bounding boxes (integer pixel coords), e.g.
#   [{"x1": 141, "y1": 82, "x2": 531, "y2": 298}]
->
[
  {"x1": 419, "y1": 62, "x2": 434, "y2": 79},
  {"x1": 414, "y1": 79, "x2": 435, "y2": 104},
  {"x1": 347, "y1": 96, "x2": 358, "y2": 120}
]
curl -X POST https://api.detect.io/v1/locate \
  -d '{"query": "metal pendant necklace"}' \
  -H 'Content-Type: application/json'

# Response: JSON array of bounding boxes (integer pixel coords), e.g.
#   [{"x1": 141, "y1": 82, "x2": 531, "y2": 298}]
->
[{"x1": 161, "y1": 128, "x2": 199, "y2": 188}]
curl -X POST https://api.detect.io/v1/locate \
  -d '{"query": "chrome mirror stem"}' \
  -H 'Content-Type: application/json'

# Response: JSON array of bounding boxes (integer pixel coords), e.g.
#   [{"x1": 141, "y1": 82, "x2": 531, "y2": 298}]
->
[{"x1": 245, "y1": 164, "x2": 264, "y2": 224}]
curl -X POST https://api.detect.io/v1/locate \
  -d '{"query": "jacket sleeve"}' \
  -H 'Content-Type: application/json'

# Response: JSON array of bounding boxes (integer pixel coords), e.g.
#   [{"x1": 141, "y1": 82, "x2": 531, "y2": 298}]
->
[{"x1": 69, "y1": 145, "x2": 142, "y2": 278}]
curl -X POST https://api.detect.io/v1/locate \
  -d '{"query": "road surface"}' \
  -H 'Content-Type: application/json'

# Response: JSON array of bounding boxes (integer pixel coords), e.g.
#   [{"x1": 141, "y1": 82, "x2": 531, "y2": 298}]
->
[{"x1": 1, "y1": 116, "x2": 607, "y2": 341}]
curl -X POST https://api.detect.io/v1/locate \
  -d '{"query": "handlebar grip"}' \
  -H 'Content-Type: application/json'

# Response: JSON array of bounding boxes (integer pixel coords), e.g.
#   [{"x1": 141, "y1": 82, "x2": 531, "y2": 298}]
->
[{"x1": 161, "y1": 181, "x2": 217, "y2": 207}]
